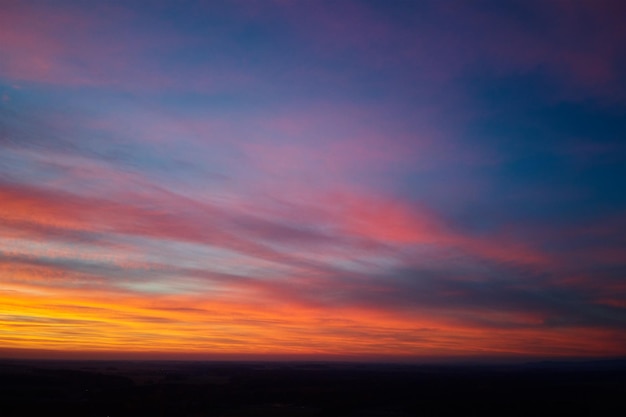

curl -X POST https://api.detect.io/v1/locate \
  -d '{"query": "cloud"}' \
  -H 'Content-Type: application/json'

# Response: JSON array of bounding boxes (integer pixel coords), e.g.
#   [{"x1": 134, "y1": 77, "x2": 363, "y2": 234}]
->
[
  {"x1": 1, "y1": 0, "x2": 625, "y2": 359},
  {"x1": 0, "y1": 1, "x2": 251, "y2": 92}
]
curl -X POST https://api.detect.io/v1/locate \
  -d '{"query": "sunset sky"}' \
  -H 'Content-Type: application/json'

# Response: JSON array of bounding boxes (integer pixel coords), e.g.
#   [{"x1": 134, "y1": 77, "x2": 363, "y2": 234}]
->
[{"x1": 1, "y1": 0, "x2": 625, "y2": 361}]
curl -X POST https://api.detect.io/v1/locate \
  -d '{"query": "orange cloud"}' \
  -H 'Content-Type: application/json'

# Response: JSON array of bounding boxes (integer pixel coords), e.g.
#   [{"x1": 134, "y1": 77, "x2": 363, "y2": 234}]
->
[{"x1": 1, "y1": 278, "x2": 623, "y2": 360}]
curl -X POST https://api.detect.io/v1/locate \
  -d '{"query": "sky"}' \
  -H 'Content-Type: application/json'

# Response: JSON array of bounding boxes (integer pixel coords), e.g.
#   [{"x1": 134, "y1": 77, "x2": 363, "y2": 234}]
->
[{"x1": 0, "y1": 0, "x2": 625, "y2": 361}]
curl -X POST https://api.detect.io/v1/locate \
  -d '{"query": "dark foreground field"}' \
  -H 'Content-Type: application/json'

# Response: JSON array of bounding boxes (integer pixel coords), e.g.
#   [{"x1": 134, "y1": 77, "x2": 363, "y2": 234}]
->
[{"x1": 0, "y1": 359, "x2": 624, "y2": 416}]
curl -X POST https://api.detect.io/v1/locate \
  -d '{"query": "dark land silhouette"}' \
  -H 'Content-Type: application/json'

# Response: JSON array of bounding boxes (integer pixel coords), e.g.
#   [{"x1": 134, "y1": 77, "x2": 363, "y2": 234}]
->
[{"x1": 0, "y1": 358, "x2": 624, "y2": 416}]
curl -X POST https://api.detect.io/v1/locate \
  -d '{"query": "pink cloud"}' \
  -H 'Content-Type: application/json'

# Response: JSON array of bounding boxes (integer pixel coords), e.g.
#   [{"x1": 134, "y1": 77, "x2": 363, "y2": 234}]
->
[{"x1": 0, "y1": 2, "x2": 251, "y2": 91}]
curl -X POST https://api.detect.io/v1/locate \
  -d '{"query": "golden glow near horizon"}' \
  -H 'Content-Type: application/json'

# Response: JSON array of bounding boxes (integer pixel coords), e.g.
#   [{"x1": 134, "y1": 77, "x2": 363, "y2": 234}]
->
[{"x1": 1, "y1": 279, "x2": 622, "y2": 359}]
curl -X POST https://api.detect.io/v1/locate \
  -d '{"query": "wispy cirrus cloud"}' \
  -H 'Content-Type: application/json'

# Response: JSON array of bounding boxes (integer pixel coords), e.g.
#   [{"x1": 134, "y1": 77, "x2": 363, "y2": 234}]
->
[{"x1": 1, "y1": 0, "x2": 624, "y2": 360}]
